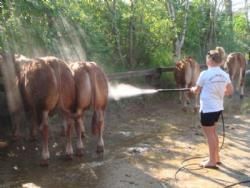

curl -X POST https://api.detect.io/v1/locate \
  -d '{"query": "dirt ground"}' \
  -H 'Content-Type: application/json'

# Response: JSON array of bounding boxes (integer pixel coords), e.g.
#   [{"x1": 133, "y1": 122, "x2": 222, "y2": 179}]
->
[{"x1": 0, "y1": 89, "x2": 250, "y2": 188}]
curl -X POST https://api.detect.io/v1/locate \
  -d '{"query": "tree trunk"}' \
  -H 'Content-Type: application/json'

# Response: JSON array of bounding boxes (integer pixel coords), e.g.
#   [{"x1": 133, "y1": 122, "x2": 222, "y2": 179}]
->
[
  {"x1": 244, "y1": 0, "x2": 249, "y2": 32},
  {"x1": 104, "y1": 0, "x2": 125, "y2": 65},
  {"x1": 224, "y1": 0, "x2": 233, "y2": 49},
  {"x1": 165, "y1": 0, "x2": 189, "y2": 61},
  {"x1": 127, "y1": 0, "x2": 135, "y2": 67},
  {"x1": 207, "y1": 6, "x2": 216, "y2": 49}
]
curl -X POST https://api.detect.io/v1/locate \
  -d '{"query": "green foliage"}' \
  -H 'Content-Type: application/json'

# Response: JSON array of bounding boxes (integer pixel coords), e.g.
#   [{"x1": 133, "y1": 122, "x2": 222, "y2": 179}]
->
[
  {"x1": 151, "y1": 48, "x2": 173, "y2": 67},
  {"x1": 233, "y1": 14, "x2": 250, "y2": 52},
  {"x1": 0, "y1": 0, "x2": 249, "y2": 71}
]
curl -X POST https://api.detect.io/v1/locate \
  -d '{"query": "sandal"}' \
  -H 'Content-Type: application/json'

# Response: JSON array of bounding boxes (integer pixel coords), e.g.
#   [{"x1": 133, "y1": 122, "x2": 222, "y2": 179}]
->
[{"x1": 200, "y1": 164, "x2": 219, "y2": 169}]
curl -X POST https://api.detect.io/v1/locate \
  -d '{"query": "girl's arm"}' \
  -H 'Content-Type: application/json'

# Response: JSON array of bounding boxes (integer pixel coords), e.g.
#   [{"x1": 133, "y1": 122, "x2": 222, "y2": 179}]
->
[
  {"x1": 224, "y1": 83, "x2": 234, "y2": 96},
  {"x1": 190, "y1": 85, "x2": 201, "y2": 95}
]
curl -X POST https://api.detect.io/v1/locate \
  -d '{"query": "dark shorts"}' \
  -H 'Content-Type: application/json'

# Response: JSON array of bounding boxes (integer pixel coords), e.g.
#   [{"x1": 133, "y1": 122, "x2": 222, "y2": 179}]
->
[{"x1": 200, "y1": 111, "x2": 222, "y2": 126}]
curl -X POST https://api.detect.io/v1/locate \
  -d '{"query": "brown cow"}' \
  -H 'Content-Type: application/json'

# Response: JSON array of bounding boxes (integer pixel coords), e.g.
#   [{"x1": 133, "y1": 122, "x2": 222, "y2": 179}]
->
[
  {"x1": 38, "y1": 56, "x2": 83, "y2": 160},
  {"x1": 174, "y1": 57, "x2": 200, "y2": 111},
  {"x1": 69, "y1": 61, "x2": 109, "y2": 153},
  {"x1": 18, "y1": 58, "x2": 59, "y2": 165},
  {"x1": 224, "y1": 52, "x2": 247, "y2": 99}
]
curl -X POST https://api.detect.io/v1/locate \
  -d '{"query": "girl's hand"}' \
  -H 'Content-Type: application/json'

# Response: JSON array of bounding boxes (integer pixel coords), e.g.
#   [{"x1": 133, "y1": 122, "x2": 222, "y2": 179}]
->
[
  {"x1": 224, "y1": 83, "x2": 234, "y2": 96},
  {"x1": 190, "y1": 86, "x2": 196, "y2": 93},
  {"x1": 190, "y1": 86, "x2": 201, "y2": 95}
]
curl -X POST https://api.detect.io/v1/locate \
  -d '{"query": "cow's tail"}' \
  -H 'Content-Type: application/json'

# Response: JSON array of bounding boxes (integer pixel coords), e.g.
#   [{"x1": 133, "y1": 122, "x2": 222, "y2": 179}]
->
[
  {"x1": 85, "y1": 62, "x2": 107, "y2": 136},
  {"x1": 90, "y1": 73, "x2": 99, "y2": 136},
  {"x1": 60, "y1": 101, "x2": 83, "y2": 120},
  {"x1": 238, "y1": 67, "x2": 242, "y2": 88},
  {"x1": 91, "y1": 109, "x2": 105, "y2": 135},
  {"x1": 237, "y1": 53, "x2": 245, "y2": 88},
  {"x1": 83, "y1": 62, "x2": 97, "y2": 135}
]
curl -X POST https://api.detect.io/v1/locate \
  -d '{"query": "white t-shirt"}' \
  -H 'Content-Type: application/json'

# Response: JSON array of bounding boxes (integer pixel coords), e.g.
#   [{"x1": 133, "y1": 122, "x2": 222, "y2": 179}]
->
[{"x1": 197, "y1": 66, "x2": 231, "y2": 113}]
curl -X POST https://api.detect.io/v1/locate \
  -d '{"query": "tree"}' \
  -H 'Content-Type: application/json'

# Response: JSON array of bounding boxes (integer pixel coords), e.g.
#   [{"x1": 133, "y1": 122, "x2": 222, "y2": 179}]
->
[
  {"x1": 244, "y1": 0, "x2": 249, "y2": 32},
  {"x1": 104, "y1": 0, "x2": 126, "y2": 65},
  {"x1": 224, "y1": 0, "x2": 233, "y2": 50},
  {"x1": 165, "y1": 0, "x2": 190, "y2": 60}
]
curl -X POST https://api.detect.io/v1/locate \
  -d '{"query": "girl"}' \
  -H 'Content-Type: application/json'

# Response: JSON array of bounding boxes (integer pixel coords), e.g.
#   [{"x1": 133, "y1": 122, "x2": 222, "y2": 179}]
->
[{"x1": 191, "y1": 48, "x2": 234, "y2": 168}]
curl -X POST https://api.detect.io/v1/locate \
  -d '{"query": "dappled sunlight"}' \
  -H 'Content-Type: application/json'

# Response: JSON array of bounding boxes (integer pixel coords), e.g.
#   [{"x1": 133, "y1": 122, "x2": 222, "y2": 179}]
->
[
  {"x1": 0, "y1": 87, "x2": 249, "y2": 187},
  {"x1": 107, "y1": 92, "x2": 250, "y2": 187},
  {"x1": 22, "y1": 182, "x2": 41, "y2": 188},
  {"x1": 244, "y1": 118, "x2": 250, "y2": 123},
  {"x1": 53, "y1": 15, "x2": 87, "y2": 61}
]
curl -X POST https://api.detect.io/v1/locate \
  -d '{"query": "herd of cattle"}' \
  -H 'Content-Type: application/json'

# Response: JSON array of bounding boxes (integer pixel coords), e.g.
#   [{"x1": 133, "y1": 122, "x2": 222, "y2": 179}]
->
[
  {"x1": 0, "y1": 48, "x2": 247, "y2": 166},
  {"x1": 0, "y1": 53, "x2": 108, "y2": 166}
]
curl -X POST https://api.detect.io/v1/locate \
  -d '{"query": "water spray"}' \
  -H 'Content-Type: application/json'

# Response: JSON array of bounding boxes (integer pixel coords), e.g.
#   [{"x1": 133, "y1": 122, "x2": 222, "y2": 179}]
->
[{"x1": 108, "y1": 83, "x2": 191, "y2": 101}]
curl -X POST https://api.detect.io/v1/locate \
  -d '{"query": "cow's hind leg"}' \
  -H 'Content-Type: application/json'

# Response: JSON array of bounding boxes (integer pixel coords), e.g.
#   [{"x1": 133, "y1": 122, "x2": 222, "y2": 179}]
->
[
  {"x1": 240, "y1": 85, "x2": 244, "y2": 99},
  {"x1": 74, "y1": 111, "x2": 84, "y2": 156},
  {"x1": 182, "y1": 84, "x2": 190, "y2": 112},
  {"x1": 239, "y1": 77, "x2": 245, "y2": 99},
  {"x1": 39, "y1": 111, "x2": 50, "y2": 166},
  {"x1": 30, "y1": 112, "x2": 39, "y2": 141},
  {"x1": 177, "y1": 85, "x2": 183, "y2": 104},
  {"x1": 65, "y1": 117, "x2": 74, "y2": 160},
  {"x1": 92, "y1": 110, "x2": 105, "y2": 153}
]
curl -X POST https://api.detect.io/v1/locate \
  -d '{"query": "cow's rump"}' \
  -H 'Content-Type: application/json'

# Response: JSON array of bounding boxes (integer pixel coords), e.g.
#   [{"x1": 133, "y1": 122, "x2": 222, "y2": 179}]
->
[
  {"x1": 174, "y1": 57, "x2": 200, "y2": 111},
  {"x1": 224, "y1": 52, "x2": 246, "y2": 98}
]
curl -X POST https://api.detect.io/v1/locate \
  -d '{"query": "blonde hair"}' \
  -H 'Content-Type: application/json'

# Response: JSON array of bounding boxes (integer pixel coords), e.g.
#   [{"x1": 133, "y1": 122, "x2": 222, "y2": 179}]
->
[
  {"x1": 215, "y1": 46, "x2": 226, "y2": 62},
  {"x1": 206, "y1": 46, "x2": 226, "y2": 64}
]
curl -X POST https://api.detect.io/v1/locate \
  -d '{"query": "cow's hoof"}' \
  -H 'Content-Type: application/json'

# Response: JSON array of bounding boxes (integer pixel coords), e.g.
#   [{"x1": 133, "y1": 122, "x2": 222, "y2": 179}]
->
[
  {"x1": 40, "y1": 159, "x2": 49, "y2": 167},
  {"x1": 0, "y1": 141, "x2": 8, "y2": 149},
  {"x1": 96, "y1": 145, "x2": 104, "y2": 154},
  {"x1": 81, "y1": 132, "x2": 85, "y2": 138},
  {"x1": 29, "y1": 135, "x2": 38, "y2": 142},
  {"x1": 240, "y1": 95, "x2": 244, "y2": 100},
  {"x1": 12, "y1": 133, "x2": 21, "y2": 141},
  {"x1": 60, "y1": 129, "x2": 66, "y2": 137},
  {"x1": 11, "y1": 136, "x2": 19, "y2": 142},
  {"x1": 182, "y1": 107, "x2": 187, "y2": 112},
  {"x1": 193, "y1": 107, "x2": 199, "y2": 113},
  {"x1": 76, "y1": 148, "x2": 84, "y2": 157},
  {"x1": 65, "y1": 154, "x2": 73, "y2": 161}
]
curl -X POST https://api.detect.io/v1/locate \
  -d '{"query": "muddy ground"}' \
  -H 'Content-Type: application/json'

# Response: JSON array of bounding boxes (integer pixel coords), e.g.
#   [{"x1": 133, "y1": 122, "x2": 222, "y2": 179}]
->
[{"x1": 0, "y1": 88, "x2": 250, "y2": 188}]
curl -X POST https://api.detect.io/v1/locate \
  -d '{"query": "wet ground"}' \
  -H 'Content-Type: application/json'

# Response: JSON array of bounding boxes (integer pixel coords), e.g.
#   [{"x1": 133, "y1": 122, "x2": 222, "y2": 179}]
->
[{"x1": 0, "y1": 90, "x2": 250, "y2": 188}]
